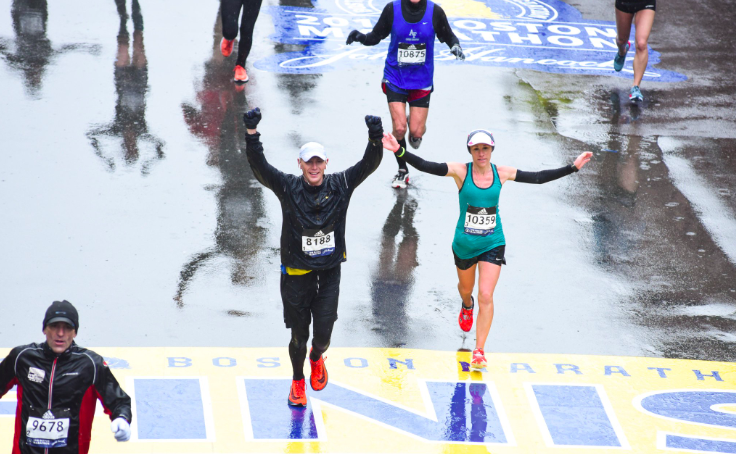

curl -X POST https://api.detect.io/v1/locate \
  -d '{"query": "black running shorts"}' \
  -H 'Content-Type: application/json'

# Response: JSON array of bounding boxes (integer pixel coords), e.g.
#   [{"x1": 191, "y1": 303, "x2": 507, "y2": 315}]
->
[
  {"x1": 280, "y1": 265, "x2": 341, "y2": 329},
  {"x1": 382, "y1": 81, "x2": 432, "y2": 108},
  {"x1": 453, "y1": 245, "x2": 506, "y2": 270},
  {"x1": 615, "y1": 0, "x2": 655, "y2": 14}
]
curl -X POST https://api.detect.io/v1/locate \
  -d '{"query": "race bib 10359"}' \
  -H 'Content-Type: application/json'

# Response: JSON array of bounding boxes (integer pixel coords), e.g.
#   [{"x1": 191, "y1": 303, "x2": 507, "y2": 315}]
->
[{"x1": 464, "y1": 205, "x2": 496, "y2": 236}]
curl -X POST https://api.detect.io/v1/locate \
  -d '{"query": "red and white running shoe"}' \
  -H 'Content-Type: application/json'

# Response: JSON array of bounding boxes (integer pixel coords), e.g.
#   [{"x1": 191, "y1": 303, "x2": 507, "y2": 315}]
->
[
  {"x1": 309, "y1": 349, "x2": 328, "y2": 391},
  {"x1": 458, "y1": 296, "x2": 474, "y2": 332},
  {"x1": 234, "y1": 65, "x2": 249, "y2": 83},
  {"x1": 220, "y1": 38, "x2": 234, "y2": 57},
  {"x1": 470, "y1": 348, "x2": 487, "y2": 370},
  {"x1": 288, "y1": 379, "x2": 307, "y2": 407}
]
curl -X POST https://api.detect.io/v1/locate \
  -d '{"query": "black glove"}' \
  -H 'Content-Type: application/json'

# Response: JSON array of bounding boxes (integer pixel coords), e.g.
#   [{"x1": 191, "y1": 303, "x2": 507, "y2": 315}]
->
[
  {"x1": 365, "y1": 115, "x2": 383, "y2": 140},
  {"x1": 243, "y1": 107, "x2": 261, "y2": 129},
  {"x1": 346, "y1": 30, "x2": 366, "y2": 45},
  {"x1": 450, "y1": 44, "x2": 465, "y2": 61}
]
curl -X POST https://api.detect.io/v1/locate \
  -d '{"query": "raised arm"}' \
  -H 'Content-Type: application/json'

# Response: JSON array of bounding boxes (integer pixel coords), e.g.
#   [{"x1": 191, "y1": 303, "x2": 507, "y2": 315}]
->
[
  {"x1": 342, "y1": 116, "x2": 385, "y2": 190},
  {"x1": 244, "y1": 108, "x2": 288, "y2": 197},
  {"x1": 500, "y1": 152, "x2": 593, "y2": 184},
  {"x1": 382, "y1": 132, "x2": 449, "y2": 176},
  {"x1": 346, "y1": 3, "x2": 392, "y2": 46}
]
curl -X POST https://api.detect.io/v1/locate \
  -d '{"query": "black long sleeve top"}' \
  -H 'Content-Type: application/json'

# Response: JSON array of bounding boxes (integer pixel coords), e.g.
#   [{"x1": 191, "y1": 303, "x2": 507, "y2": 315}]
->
[
  {"x1": 362, "y1": 0, "x2": 460, "y2": 48},
  {"x1": 246, "y1": 133, "x2": 383, "y2": 270}
]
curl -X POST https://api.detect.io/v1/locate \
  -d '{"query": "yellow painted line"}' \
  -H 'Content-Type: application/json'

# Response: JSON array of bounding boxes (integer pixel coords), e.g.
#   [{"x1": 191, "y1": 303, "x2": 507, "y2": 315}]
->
[{"x1": 1, "y1": 347, "x2": 735, "y2": 453}]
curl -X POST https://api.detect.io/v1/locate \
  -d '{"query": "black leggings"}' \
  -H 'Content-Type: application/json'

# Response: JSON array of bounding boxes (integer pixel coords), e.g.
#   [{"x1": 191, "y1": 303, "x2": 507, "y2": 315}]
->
[
  {"x1": 221, "y1": 0, "x2": 263, "y2": 67},
  {"x1": 281, "y1": 267, "x2": 341, "y2": 380},
  {"x1": 289, "y1": 319, "x2": 335, "y2": 380}
]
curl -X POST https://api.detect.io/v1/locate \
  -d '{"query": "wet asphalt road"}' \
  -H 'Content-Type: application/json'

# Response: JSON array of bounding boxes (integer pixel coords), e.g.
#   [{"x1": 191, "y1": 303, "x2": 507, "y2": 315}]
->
[{"x1": 0, "y1": 0, "x2": 734, "y2": 361}]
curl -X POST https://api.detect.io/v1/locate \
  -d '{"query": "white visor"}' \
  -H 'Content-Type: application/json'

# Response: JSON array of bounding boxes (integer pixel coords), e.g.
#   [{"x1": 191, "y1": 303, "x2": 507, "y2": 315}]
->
[
  {"x1": 299, "y1": 142, "x2": 327, "y2": 162},
  {"x1": 467, "y1": 131, "x2": 495, "y2": 148}
]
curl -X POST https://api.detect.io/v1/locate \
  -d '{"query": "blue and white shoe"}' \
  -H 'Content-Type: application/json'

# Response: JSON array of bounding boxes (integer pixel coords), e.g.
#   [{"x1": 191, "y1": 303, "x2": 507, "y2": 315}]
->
[
  {"x1": 629, "y1": 85, "x2": 643, "y2": 102},
  {"x1": 614, "y1": 41, "x2": 630, "y2": 72}
]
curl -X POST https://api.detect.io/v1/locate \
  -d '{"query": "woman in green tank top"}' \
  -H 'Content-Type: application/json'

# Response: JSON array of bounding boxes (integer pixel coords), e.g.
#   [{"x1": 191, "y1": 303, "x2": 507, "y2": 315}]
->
[{"x1": 382, "y1": 130, "x2": 592, "y2": 369}]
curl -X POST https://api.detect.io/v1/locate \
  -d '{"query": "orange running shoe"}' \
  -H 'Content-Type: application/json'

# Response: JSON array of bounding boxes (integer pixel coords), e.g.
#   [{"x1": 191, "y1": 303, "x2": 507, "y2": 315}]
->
[
  {"x1": 458, "y1": 296, "x2": 474, "y2": 332},
  {"x1": 288, "y1": 378, "x2": 307, "y2": 407},
  {"x1": 309, "y1": 349, "x2": 328, "y2": 391},
  {"x1": 220, "y1": 38, "x2": 234, "y2": 57},
  {"x1": 234, "y1": 65, "x2": 249, "y2": 83},
  {"x1": 470, "y1": 348, "x2": 487, "y2": 370}
]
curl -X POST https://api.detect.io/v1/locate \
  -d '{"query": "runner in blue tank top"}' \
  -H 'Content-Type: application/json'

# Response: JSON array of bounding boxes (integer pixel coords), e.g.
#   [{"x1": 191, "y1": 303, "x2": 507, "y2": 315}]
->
[
  {"x1": 382, "y1": 130, "x2": 593, "y2": 369},
  {"x1": 345, "y1": 0, "x2": 464, "y2": 188}
]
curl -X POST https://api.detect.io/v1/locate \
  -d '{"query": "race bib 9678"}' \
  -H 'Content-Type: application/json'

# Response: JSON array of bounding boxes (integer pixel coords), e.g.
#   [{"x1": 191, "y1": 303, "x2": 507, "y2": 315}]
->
[{"x1": 26, "y1": 411, "x2": 69, "y2": 449}]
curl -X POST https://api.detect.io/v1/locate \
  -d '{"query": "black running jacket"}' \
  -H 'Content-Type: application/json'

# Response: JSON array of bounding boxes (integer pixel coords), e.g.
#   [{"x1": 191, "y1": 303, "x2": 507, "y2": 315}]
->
[
  {"x1": 0, "y1": 342, "x2": 132, "y2": 454},
  {"x1": 246, "y1": 132, "x2": 383, "y2": 270}
]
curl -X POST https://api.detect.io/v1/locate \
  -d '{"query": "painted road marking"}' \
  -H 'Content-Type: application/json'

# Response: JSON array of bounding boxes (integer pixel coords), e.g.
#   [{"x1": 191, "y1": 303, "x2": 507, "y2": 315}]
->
[
  {"x1": 0, "y1": 401, "x2": 14, "y2": 416},
  {"x1": 256, "y1": 0, "x2": 687, "y2": 81},
  {"x1": 127, "y1": 376, "x2": 216, "y2": 442},
  {"x1": 2, "y1": 348, "x2": 736, "y2": 453},
  {"x1": 241, "y1": 377, "x2": 514, "y2": 444},
  {"x1": 526, "y1": 383, "x2": 629, "y2": 448}
]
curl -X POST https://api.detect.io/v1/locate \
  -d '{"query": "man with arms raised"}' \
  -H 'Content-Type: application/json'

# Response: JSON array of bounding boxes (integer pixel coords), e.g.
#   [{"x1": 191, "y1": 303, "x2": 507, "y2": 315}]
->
[
  {"x1": 0, "y1": 300, "x2": 132, "y2": 453},
  {"x1": 244, "y1": 108, "x2": 384, "y2": 406}
]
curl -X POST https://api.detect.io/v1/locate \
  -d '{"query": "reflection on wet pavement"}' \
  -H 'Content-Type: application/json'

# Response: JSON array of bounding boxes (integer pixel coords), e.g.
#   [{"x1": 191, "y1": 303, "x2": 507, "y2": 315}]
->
[
  {"x1": 175, "y1": 9, "x2": 267, "y2": 311},
  {"x1": 0, "y1": 0, "x2": 98, "y2": 97},
  {"x1": 370, "y1": 193, "x2": 419, "y2": 347},
  {"x1": 0, "y1": 0, "x2": 735, "y2": 364},
  {"x1": 86, "y1": 0, "x2": 164, "y2": 175},
  {"x1": 527, "y1": 82, "x2": 736, "y2": 361}
]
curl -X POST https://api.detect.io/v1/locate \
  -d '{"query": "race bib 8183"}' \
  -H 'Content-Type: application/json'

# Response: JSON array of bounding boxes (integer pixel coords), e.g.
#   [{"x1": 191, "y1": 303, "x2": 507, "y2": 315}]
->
[{"x1": 302, "y1": 225, "x2": 335, "y2": 257}]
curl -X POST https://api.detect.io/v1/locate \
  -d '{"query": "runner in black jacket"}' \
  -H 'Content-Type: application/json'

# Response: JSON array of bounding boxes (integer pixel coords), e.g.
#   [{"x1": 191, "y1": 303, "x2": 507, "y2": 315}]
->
[
  {"x1": 244, "y1": 108, "x2": 383, "y2": 406},
  {"x1": 0, "y1": 301, "x2": 132, "y2": 454}
]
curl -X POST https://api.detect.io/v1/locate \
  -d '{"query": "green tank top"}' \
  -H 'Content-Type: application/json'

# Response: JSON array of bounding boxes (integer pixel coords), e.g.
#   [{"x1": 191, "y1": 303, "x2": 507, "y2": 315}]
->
[{"x1": 452, "y1": 163, "x2": 506, "y2": 259}]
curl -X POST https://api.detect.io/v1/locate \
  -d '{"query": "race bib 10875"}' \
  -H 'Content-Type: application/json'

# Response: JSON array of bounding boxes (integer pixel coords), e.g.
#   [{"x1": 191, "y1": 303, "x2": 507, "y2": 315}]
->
[{"x1": 397, "y1": 43, "x2": 426, "y2": 66}]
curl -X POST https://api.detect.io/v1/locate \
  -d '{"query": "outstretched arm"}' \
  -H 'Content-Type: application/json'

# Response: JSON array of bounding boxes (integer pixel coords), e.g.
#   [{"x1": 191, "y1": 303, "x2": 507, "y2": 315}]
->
[
  {"x1": 343, "y1": 116, "x2": 385, "y2": 189},
  {"x1": 244, "y1": 108, "x2": 288, "y2": 197},
  {"x1": 346, "y1": 3, "x2": 392, "y2": 46},
  {"x1": 501, "y1": 152, "x2": 593, "y2": 184},
  {"x1": 382, "y1": 133, "x2": 449, "y2": 176}
]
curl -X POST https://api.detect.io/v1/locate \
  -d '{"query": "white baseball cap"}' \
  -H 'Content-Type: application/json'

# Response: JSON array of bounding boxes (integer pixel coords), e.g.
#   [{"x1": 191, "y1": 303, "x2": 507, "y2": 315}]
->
[
  {"x1": 466, "y1": 130, "x2": 495, "y2": 150},
  {"x1": 299, "y1": 142, "x2": 327, "y2": 161}
]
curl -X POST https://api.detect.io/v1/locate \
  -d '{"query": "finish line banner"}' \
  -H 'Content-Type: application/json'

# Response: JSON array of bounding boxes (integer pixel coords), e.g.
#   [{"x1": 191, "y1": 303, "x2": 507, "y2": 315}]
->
[
  {"x1": 2, "y1": 347, "x2": 735, "y2": 453},
  {"x1": 255, "y1": 0, "x2": 687, "y2": 81}
]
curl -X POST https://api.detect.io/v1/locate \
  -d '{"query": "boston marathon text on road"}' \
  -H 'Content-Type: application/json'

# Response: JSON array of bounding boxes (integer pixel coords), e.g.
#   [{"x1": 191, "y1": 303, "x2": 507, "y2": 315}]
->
[
  {"x1": 166, "y1": 355, "x2": 730, "y2": 383},
  {"x1": 255, "y1": 0, "x2": 686, "y2": 81}
]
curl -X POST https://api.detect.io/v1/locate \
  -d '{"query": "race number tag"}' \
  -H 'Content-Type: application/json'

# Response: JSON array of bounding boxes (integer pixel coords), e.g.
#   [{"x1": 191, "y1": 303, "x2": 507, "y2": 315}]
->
[
  {"x1": 26, "y1": 410, "x2": 70, "y2": 448},
  {"x1": 397, "y1": 43, "x2": 426, "y2": 66},
  {"x1": 302, "y1": 225, "x2": 335, "y2": 257},
  {"x1": 464, "y1": 205, "x2": 497, "y2": 236}
]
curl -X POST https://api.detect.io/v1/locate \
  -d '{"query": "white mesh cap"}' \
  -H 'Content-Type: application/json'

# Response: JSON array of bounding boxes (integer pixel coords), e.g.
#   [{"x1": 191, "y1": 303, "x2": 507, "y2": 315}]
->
[
  {"x1": 467, "y1": 130, "x2": 495, "y2": 148},
  {"x1": 299, "y1": 142, "x2": 327, "y2": 161}
]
